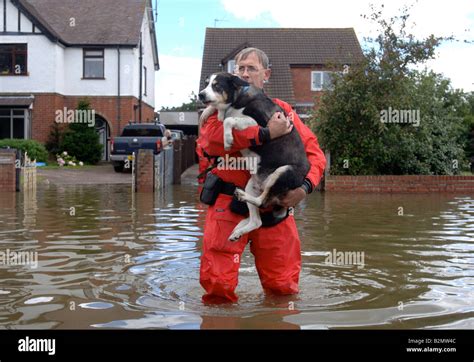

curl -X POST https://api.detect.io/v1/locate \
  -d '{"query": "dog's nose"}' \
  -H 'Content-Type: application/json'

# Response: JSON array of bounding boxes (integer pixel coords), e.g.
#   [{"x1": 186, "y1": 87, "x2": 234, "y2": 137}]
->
[{"x1": 198, "y1": 92, "x2": 206, "y2": 102}]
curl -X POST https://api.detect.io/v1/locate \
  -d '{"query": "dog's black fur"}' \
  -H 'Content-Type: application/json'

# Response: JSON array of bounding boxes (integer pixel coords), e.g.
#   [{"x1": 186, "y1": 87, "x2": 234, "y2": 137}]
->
[{"x1": 201, "y1": 72, "x2": 310, "y2": 207}]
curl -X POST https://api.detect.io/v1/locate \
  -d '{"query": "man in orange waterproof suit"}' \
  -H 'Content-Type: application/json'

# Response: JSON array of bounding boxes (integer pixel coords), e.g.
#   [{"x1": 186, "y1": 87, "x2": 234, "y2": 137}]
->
[{"x1": 198, "y1": 47, "x2": 326, "y2": 303}]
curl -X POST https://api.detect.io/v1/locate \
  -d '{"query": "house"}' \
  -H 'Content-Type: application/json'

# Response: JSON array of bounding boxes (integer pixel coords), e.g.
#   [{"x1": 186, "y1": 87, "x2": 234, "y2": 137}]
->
[
  {"x1": 0, "y1": 0, "x2": 159, "y2": 160},
  {"x1": 199, "y1": 28, "x2": 363, "y2": 119}
]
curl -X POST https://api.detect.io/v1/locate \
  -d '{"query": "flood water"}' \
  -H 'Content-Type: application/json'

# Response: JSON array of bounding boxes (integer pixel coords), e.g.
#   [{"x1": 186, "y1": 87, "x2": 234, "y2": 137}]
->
[{"x1": 0, "y1": 177, "x2": 473, "y2": 329}]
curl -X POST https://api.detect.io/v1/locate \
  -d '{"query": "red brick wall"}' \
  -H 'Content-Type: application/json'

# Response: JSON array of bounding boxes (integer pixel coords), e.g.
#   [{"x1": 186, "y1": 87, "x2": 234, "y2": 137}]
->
[
  {"x1": 290, "y1": 66, "x2": 325, "y2": 107},
  {"x1": 30, "y1": 93, "x2": 155, "y2": 143},
  {"x1": 136, "y1": 149, "x2": 154, "y2": 192},
  {"x1": 325, "y1": 176, "x2": 474, "y2": 193},
  {"x1": 0, "y1": 151, "x2": 16, "y2": 192}
]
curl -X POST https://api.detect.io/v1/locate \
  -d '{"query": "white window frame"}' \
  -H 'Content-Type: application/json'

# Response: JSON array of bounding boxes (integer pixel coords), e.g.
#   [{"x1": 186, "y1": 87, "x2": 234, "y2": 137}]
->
[
  {"x1": 311, "y1": 71, "x2": 333, "y2": 91},
  {"x1": 311, "y1": 71, "x2": 323, "y2": 91},
  {"x1": 227, "y1": 59, "x2": 236, "y2": 74}
]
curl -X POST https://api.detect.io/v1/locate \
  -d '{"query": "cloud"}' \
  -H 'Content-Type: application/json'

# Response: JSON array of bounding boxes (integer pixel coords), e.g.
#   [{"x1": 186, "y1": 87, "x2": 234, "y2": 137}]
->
[
  {"x1": 426, "y1": 45, "x2": 474, "y2": 91},
  {"x1": 221, "y1": 0, "x2": 474, "y2": 91},
  {"x1": 155, "y1": 55, "x2": 202, "y2": 109}
]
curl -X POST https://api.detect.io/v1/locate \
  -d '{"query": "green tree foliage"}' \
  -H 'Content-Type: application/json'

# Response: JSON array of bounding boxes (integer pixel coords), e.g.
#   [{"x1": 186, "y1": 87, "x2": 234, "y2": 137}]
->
[
  {"x1": 311, "y1": 5, "x2": 471, "y2": 175},
  {"x1": 60, "y1": 99, "x2": 103, "y2": 164},
  {"x1": 0, "y1": 139, "x2": 48, "y2": 162},
  {"x1": 160, "y1": 92, "x2": 199, "y2": 112},
  {"x1": 45, "y1": 121, "x2": 63, "y2": 156},
  {"x1": 463, "y1": 92, "x2": 474, "y2": 167}
]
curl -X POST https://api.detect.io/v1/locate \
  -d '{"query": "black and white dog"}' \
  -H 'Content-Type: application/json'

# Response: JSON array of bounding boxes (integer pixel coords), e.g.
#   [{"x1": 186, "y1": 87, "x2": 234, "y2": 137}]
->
[{"x1": 199, "y1": 72, "x2": 310, "y2": 241}]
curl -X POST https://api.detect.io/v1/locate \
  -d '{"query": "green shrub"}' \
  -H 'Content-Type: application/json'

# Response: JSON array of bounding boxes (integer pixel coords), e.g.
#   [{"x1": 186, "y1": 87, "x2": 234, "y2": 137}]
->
[
  {"x1": 45, "y1": 121, "x2": 63, "y2": 156},
  {"x1": 0, "y1": 139, "x2": 48, "y2": 162},
  {"x1": 59, "y1": 99, "x2": 102, "y2": 165}
]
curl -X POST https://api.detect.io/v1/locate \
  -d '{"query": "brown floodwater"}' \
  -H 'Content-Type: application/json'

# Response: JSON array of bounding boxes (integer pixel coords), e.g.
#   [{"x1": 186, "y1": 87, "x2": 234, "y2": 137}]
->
[{"x1": 0, "y1": 177, "x2": 473, "y2": 329}]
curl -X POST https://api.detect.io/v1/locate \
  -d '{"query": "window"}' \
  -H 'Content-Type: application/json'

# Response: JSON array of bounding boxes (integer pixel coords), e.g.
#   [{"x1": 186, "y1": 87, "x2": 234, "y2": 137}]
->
[
  {"x1": 311, "y1": 71, "x2": 333, "y2": 91},
  {"x1": 227, "y1": 59, "x2": 236, "y2": 74},
  {"x1": 83, "y1": 49, "x2": 104, "y2": 79},
  {"x1": 143, "y1": 66, "x2": 147, "y2": 96},
  {"x1": 121, "y1": 126, "x2": 163, "y2": 137},
  {"x1": 0, "y1": 44, "x2": 28, "y2": 75},
  {"x1": 0, "y1": 109, "x2": 27, "y2": 139}
]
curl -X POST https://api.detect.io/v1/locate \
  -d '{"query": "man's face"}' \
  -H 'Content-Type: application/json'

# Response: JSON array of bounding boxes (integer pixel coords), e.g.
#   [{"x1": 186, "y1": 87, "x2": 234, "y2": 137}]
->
[{"x1": 235, "y1": 52, "x2": 271, "y2": 89}]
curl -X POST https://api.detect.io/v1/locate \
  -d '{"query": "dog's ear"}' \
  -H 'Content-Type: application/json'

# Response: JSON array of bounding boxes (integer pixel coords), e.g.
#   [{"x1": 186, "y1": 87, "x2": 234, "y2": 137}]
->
[{"x1": 231, "y1": 75, "x2": 249, "y2": 89}]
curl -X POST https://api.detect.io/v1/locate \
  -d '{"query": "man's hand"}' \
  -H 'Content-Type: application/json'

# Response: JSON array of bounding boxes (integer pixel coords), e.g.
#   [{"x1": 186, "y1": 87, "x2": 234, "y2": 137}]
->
[
  {"x1": 268, "y1": 112, "x2": 293, "y2": 140},
  {"x1": 280, "y1": 187, "x2": 307, "y2": 208}
]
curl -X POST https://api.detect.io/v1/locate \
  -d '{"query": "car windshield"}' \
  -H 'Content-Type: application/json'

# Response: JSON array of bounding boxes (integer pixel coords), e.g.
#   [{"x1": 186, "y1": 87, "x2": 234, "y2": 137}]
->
[{"x1": 121, "y1": 127, "x2": 163, "y2": 137}]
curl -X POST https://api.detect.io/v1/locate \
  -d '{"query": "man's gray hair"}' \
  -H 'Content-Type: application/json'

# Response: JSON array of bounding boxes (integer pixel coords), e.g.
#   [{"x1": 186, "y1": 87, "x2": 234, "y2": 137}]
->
[{"x1": 235, "y1": 47, "x2": 270, "y2": 69}]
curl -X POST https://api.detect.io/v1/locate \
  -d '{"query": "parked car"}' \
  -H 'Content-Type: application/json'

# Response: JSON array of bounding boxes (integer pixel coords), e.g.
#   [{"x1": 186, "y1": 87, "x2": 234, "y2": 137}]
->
[
  {"x1": 110, "y1": 123, "x2": 166, "y2": 172},
  {"x1": 169, "y1": 129, "x2": 185, "y2": 141}
]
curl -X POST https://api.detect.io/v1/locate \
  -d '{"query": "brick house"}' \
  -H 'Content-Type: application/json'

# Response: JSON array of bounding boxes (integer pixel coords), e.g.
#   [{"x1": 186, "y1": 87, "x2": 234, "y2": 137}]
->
[
  {"x1": 199, "y1": 28, "x2": 363, "y2": 119},
  {"x1": 0, "y1": 0, "x2": 159, "y2": 160}
]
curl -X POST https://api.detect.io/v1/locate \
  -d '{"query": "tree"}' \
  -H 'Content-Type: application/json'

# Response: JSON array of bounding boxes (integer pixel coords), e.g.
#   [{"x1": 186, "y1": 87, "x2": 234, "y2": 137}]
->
[
  {"x1": 45, "y1": 121, "x2": 63, "y2": 156},
  {"x1": 463, "y1": 92, "x2": 474, "y2": 169},
  {"x1": 60, "y1": 99, "x2": 103, "y2": 164},
  {"x1": 310, "y1": 5, "x2": 470, "y2": 175},
  {"x1": 160, "y1": 92, "x2": 199, "y2": 112}
]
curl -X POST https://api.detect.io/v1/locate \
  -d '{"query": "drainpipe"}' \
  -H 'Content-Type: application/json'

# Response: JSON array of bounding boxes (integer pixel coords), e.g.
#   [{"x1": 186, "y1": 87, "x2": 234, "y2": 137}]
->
[
  {"x1": 117, "y1": 46, "x2": 121, "y2": 136},
  {"x1": 138, "y1": 34, "x2": 143, "y2": 123}
]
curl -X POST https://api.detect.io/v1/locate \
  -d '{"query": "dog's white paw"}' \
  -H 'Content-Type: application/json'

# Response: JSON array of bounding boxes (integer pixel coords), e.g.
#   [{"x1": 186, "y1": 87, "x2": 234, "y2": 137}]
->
[
  {"x1": 234, "y1": 188, "x2": 247, "y2": 202},
  {"x1": 229, "y1": 229, "x2": 243, "y2": 242}
]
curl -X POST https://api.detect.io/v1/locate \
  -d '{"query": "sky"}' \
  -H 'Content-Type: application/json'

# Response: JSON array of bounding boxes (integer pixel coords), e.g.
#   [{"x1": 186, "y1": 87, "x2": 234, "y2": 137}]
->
[{"x1": 154, "y1": 0, "x2": 474, "y2": 109}]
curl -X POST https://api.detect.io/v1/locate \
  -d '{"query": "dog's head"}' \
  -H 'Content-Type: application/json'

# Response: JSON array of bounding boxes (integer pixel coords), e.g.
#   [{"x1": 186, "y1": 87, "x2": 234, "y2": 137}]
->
[{"x1": 199, "y1": 72, "x2": 249, "y2": 108}]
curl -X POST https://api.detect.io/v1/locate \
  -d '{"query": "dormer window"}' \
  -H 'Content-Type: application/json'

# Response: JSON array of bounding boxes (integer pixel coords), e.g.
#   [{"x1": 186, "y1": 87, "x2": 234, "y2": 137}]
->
[
  {"x1": 83, "y1": 48, "x2": 104, "y2": 79},
  {"x1": 0, "y1": 44, "x2": 28, "y2": 76}
]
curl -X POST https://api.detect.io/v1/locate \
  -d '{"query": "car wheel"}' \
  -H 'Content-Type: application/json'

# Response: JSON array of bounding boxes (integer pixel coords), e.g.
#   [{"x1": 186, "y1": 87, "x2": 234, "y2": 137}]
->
[{"x1": 114, "y1": 164, "x2": 124, "y2": 173}]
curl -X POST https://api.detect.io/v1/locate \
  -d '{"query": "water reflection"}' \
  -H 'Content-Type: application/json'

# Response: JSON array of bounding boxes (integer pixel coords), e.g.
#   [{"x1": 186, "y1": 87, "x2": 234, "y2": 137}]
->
[{"x1": 0, "y1": 181, "x2": 473, "y2": 329}]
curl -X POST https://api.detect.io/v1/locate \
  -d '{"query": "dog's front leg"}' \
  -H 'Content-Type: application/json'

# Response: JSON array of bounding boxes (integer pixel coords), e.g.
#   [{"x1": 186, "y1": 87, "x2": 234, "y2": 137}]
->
[
  {"x1": 223, "y1": 116, "x2": 258, "y2": 151},
  {"x1": 223, "y1": 117, "x2": 235, "y2": 151},
  {"x1": 199, "y1": 105, "x2": 216, "y2": 124}
]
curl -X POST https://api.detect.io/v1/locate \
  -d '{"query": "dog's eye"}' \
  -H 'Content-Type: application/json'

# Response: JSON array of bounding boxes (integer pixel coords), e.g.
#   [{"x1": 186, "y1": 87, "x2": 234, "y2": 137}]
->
[{"x1": 213, "y1": 84, "x2": 222, "y2": 91}]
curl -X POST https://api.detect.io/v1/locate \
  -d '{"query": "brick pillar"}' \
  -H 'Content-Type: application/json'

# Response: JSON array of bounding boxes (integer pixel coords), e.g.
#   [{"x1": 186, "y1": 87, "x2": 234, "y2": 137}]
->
[
  {"x1": 136, "y1": 149, "x2": 154, "y2": 192},
  {"x1": 0, "y1": 150, "x2": 16, "y2": 193}
]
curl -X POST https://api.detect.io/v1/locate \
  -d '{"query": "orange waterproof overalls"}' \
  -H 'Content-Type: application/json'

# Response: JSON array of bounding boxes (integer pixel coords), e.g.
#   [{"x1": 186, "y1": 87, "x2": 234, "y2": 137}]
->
[
  {"x1": 196, "y1": 133, "x2": 212, "y2": 184},
  {"x1": 198, "y1": 99, "x2": 326, "y2": 303}
]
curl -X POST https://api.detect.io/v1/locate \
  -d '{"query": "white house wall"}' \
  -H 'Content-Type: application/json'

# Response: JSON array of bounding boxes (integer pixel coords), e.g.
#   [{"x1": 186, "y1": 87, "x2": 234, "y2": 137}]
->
[
  {"x1": 0, "y1": 34, "x2": 59, "y2": 93},
  {"x1": 63, "y1": 47, "x2": 137, "y2": 97},
  {"x1": 55, "y1": 43, "x2": 65, "y2": 92},
  {"x1": 1, "y1": 0, "x2": 156, "y2": 108},
  {"x1": 140, "y1": 8, "x2": 155, "y2": 108},
  {"x1": 0, "y1": 0, "x2": 40, "y2": 32}
]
